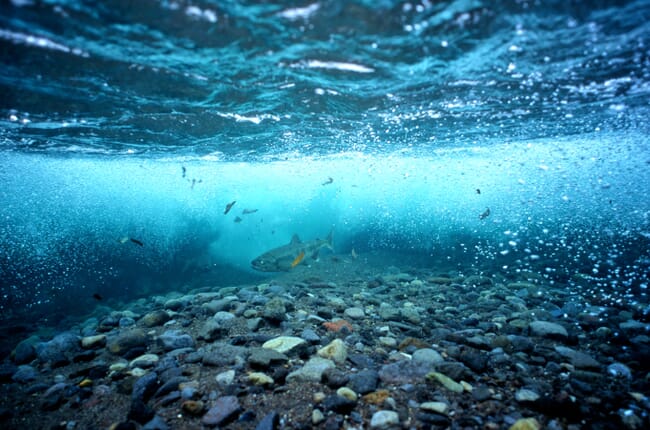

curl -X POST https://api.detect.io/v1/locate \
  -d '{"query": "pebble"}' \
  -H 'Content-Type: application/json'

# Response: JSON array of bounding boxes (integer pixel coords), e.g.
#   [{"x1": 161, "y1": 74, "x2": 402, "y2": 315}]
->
[
  {"x1": 248, "y1": 372, "x2": 274, "y2": 386},
  {"x1": 370, "y1": 410, "x2": 400, "y2": 428},
  {"x1": 262, "y1": 336, "x2": 307, "y2": 355},
  {"x1": 420, "y1": 401, "x2": 449, "y2": 415},
  {"x1": 215, "y1": 370, "x2": 235, "y2": 387},
  {"x1": 158, "y1": 330, "x2": 195, "y2": 351},
  {"x1": 347, "y1": 369, "x2": 379, "y2": 394},
  {"x1": 140, "y1": 310, "x2": 171, "y2": 327},
  {"x1": 344, "y1": 307, "x2": 365, "y2": 319},
  {"x1": 130, "y1": 354, "x2": 159, "y2": 368},
  {"x1": 425, "y1": 371, "x2": 464, "y2": 393},
  {"x1": 181, "y1": 400, "x2": 205, "y2": 416},
  {"x1": 509, "y1": 417, "x2": 541, "y2": 430},
  {"x1": 248, "y1": 347, "x2": 289, "y2": 368},
  {"x1": 286, "y1": 357, "x2": 335, "y2": 383},
  {"x1": 108, "y1": 329, "x2": 148, "y2": 356},
  {"x1": 317, "y1": 339, "x2": 347, "y2": 364},
  {"x1": 262, "y1": 297, "x2": 287, "y2": 323},
  {"x1": 515, "y1": 388, "x2": 540, "y2": 402},
  {"x1": 81, "y1": 334, "x2": 106, "y2": 349}
]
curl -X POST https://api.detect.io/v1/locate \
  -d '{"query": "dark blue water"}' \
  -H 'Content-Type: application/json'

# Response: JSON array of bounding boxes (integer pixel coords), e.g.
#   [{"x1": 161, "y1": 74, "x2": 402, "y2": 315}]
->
[{"x1": 1, "y1": 1, "x2": 649, "y2": 319}]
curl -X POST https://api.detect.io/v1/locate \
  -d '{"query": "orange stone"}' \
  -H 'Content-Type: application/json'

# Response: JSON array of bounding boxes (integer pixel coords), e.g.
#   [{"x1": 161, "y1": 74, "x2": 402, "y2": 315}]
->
[{"x1": 322, "y1": 319, "x2": 353, "y2": 333}]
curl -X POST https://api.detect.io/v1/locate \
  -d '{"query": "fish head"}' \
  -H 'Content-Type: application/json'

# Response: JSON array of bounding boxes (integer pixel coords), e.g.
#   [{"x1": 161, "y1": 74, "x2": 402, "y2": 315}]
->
[{"x1": 251, "y1": 255, "x2": 278, "y2": 272}]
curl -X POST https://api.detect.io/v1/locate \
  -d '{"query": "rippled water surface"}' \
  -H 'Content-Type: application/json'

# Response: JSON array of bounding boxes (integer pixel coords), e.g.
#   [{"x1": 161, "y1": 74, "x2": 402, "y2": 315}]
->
[{"x1": 1, "y1": 0, "x2": 649, "y2": 315}]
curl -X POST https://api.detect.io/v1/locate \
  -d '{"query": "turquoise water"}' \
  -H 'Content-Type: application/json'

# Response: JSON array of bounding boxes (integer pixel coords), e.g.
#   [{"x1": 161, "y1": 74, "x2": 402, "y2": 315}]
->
[{"x1": 1, "y1": 0, "x2": 649, "y2": 317}]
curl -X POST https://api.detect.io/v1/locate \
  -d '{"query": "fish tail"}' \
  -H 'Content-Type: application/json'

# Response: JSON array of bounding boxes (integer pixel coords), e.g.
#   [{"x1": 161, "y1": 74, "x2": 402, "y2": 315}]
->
[{"x1": 326, "y1": 228, "x2": 334, "y2": 251}]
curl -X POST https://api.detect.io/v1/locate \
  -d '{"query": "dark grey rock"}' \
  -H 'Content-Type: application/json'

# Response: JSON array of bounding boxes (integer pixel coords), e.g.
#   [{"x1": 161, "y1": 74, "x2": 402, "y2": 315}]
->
[
  {"x1": 459, "y1": 348, "x2": 488, "y2": 373},
  {"x1": 301, "y1": 328, "x2": 320, "y2": 343},
  {"x1": 142, "y1": 415, "x2": 169, "y2": 430},
  {"x1": 154, "y1": 376, "x2": 188, "y2": 398},
  {"x1": 322, "y1": 368, "x2": 349, "y2": 388},
  {"x1": 129, "y1": 400, "x2": 155, "y2": 424},
  {"x1": 202, "y1": 395, "x2": 242, "y2": 426},
  {"x1": 41, "y1": 382, "x2": 67, "y2": 411},
  {"x1": 347, "y1": 369, "x2": 379, "y2": 394},
  {"x1": 132, "y1": 372, "x2": 159, "y2": 403},
  {"x1": 12, "y1": 335, "x2": 39, "y2": 364},
  {"x1": 202, "y1": 343, "x2": 248, "y2": 366},
  {"x1": 255, "y1": 411, "x2": 279, "y2": 430},
  {"x1": 509, "y1": 335, "x2": 534, "y2": 352},
  {"x1": 248, "y1": 347, "x2": 288, "y2": 368},
  {"x1": 12, "y1": 364, "x2": 38, "y2": 383},
  {"x1": 322, "y1": 394, "x2": 357, "y2": 414}
]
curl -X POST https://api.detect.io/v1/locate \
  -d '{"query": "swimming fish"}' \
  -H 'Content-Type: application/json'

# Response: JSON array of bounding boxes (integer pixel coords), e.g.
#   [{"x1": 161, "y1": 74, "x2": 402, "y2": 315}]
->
[
  {"x1": 224, "y1": 201, "x2": 236, "y2": 214},
  {"x1": 351, "y1": 248, "x2": 358, "y2": 259},
  {"x1": 291, "y1": 251, "x2": 305, "y2": 268},
  {"x1": 242, "y1": 208, "x2": 258, "y2": 214},
  {"x1": 476, "y1": 188, "x2": 481, "y2": 194},
  {"x1": 118, "y1": 237, "x2": 144, "y2": 246},
  {"x1": 92, "y1": 293, "x2": 103, "y2": 301},
  {"x1": 234, "y1": 216, "x2": 242, "y2": 223},
  {"x1": 322, "y1": 177, "x2": 334, "y2": 186},
  {"x1": 479, "y1": 207, "x2": 491, "y2": 220},
  {"x1": 251, "y1": 229, "x2": 334, "y2": 272}
]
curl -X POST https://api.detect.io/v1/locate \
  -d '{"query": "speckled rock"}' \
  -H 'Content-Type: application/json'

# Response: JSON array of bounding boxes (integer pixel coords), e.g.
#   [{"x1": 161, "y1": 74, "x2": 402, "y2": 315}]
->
[{"x1": 262, "y1": 297, "x2": 287, "y2": 323}]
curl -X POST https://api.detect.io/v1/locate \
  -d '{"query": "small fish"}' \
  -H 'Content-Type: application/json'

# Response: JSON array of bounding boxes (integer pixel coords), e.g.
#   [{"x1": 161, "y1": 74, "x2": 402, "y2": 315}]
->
[
  {"x1": 190, "y1": 178, "x2": 202, "y2": 189},
  {"x1": 242, "y1": 208, "x2": 258, "y2": 214},
  {"x1": 182, "y1": 166, "x2": 186, "y2": 178},
  {"x1": 322, "y1": 177, "x2": 333, "y2": 185},
  {"x1": 351, "y1": 248, "x2": 358, "y2": 259},
  {"x1": 92, "y1": 293, "x2": 103, "y2": 301},
  {"x1": 479, "y1": 207, "x2": 491, "y2": 220},
  {"x1": 118, "y1": 237, "x2": 129, "y2": 244},
  {"x1": 224, "y1": 200, "x2": 236, "y2": 215},
  {"x1": 130, "y1": 238, "x2": 144, "y2": 246},
  {"x1": 476, "y1": 188, "x2": 481, "y2": 194},
  {"x1": 234, "y1": 216, "x2": 242, "y2": 223},
  {"x1": 291, "y1": 251, "x2": 306, "y2": 268}
]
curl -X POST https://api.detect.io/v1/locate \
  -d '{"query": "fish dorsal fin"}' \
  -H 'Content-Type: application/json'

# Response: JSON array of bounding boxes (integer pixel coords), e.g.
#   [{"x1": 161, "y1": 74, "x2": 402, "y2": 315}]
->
[{"x1": 290, "y1": 234, "x2": 301, "y2": 245}]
